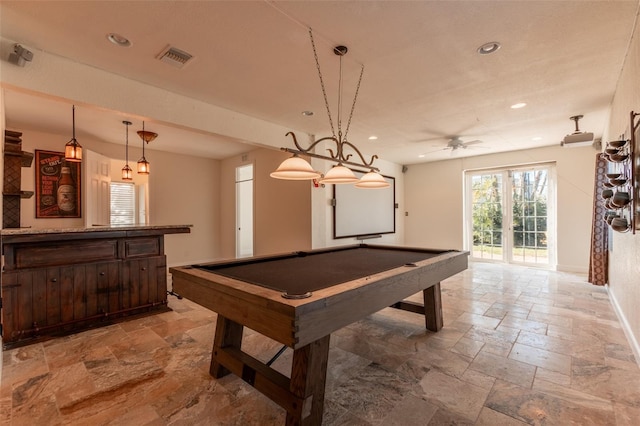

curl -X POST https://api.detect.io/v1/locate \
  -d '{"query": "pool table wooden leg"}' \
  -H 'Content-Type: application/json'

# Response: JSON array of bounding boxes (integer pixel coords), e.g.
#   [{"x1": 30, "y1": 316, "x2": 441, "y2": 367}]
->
[
  {"x1": 286, "y1": 335, "x2": 330, "y2": 426},
  {"x1": 423, "y1": 282, "x2": 443, "y2": 331},
  {"x1": 210, "y1": 315, "x2": 244, "y2": 378}
]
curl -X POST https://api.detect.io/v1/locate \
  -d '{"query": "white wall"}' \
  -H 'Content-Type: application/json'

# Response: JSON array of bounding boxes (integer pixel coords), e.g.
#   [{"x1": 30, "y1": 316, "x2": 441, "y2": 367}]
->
[
  {"x1": 220, "y1": 148, "x2": 312, "y2": 259},
  {"x1": 404, "y1": 144, "x2": 596, "y2": 272},
  {"x1": 603, "y1": 14, "x2": 640, "y2": 362},
  {"x1": 13, "y1": 128, "x2": 220, "y2": 267}
]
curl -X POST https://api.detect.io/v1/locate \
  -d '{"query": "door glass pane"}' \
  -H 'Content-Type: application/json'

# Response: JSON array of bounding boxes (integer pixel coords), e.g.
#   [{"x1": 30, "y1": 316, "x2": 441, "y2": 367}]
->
[
  {"x1": 511, "y1": 169, "x2": 549, "y2": 265},
  {"x1": 470, "y1": 173, "x2": 503, "y2": 260}
]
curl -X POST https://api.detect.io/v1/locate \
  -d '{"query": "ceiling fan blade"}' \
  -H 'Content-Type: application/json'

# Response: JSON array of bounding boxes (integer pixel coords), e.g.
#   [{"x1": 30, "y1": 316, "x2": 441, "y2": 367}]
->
[
  {"x1": 412, "y1": 136, "x2": 448, "y2": 144},
  {"x1": 422, "y1": 147, "x2": 450, "y2": 155},
  {"x1": 462, "y1": 139, "x2": 483, "y2": 146}
]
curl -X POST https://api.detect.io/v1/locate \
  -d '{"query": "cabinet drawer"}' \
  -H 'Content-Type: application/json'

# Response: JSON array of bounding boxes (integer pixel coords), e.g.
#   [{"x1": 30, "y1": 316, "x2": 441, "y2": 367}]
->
[
  {"x1": 13, "y1": 239, "x2": 119, "y2": 269},
  {"x1": 124, "y1": 237, "x2": 161, "y2": 258}
]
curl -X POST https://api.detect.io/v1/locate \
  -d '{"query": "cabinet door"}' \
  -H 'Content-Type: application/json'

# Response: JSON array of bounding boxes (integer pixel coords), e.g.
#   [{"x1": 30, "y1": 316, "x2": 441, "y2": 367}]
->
[
  {"x1": 88, "y1": 261, "x2": 120, "y2": 315},
  {"x1": 2, "y1": 268, "x2": 59, "y2": 337},
  {"x1": 42, "y1": 267, "x2": 61, "y2": 328},
  {"x1": 149, "y1": 255, "x2": 168, "y2": 305},
  {"x1": 122, "y1": 255, "x2": 167, "y2": 308},
  {"x1": 1, "y1": 271, "x2": 21, "y2": 341},
  {"x1": 0, "y1": 269, "x2": 50, "y2": 341}
]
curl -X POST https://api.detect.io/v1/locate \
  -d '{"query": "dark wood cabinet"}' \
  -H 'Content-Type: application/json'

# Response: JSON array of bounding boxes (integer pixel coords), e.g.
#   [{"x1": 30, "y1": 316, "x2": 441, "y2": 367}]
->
[
  {"x1": 121, "y1": 256, "x2": 167, "y2": 310},
  {"x1": 1, "y1": 226, "x2": 190, "y2": 348}
]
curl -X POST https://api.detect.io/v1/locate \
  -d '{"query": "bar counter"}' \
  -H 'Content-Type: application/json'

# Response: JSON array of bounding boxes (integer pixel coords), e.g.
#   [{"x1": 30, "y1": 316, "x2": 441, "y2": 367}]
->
[{"x1": 1, "y1": 225, "x2": 191, "y2": 348}]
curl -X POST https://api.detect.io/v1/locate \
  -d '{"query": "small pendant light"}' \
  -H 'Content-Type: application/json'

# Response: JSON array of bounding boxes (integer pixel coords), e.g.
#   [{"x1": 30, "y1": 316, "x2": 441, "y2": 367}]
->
[
  {"x1": 121, "y1": 120, "x2": 133, "y2": 180},
  {"x1": 64, "y1": 105, "x2": 83, "y2": 162},
  {"x1": 137, "y1": 121, "x2": 155, "y2": 175}
]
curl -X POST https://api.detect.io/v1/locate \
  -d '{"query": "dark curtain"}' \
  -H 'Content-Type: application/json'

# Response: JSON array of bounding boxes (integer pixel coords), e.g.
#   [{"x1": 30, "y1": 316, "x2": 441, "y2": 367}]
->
[{"x1": 588, "y1": 153, "x2": 608, "y2": 285}]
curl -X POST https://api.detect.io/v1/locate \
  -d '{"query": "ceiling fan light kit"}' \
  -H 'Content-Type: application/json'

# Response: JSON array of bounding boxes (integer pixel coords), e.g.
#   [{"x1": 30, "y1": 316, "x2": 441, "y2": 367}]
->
[{"x1": 448, "y1": 137, "x2": 483, "y2": 150}]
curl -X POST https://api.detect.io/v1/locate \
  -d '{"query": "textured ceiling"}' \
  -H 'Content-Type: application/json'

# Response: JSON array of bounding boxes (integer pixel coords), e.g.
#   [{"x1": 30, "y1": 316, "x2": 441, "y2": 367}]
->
[{"x1": 1, "y1": 1, "x2": 638, "y2": 164}]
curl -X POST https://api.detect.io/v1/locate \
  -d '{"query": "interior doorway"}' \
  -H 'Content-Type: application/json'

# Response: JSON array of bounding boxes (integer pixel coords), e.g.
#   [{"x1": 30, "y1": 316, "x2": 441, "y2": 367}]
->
[
  {"x1": 235, "y1": 164, "x2": 254, "y2": 258},
  {"x1": 465, "y1": 163, "x2": 556, "y2": 268}
]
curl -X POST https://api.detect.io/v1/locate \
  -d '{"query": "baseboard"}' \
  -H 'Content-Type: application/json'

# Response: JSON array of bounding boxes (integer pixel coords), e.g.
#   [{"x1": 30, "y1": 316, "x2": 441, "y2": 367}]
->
[
  {"x1": 555, "y1": 264, "x2": 588, "y2": 274},
  {"x1": 606, "y1": 284, "x2": 640, "y2": 369}
]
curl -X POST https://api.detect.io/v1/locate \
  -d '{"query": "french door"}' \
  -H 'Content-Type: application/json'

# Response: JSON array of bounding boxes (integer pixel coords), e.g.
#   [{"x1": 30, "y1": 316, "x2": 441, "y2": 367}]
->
[{"x1": 465, "y1": 164, "x2": 556, "y2": 267}]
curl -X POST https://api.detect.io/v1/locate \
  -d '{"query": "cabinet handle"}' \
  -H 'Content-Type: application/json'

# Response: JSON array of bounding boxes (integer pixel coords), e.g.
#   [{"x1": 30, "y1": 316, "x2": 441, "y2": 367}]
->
[
  {"x1": 51, "y1": 278, "x2": 57, "y2": 283},
  {"x1": 141, "y1": 267, "x2": 147, "y2": 271},
  {"x1": 99, "y1": 272, "x2": 105, "y2": 276}
]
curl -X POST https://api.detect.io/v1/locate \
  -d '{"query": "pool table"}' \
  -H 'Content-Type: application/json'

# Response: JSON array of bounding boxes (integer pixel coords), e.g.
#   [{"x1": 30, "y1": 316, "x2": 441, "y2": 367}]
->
[{"x1": 169, "y1": 244, "x2": 468, "y2": 425}]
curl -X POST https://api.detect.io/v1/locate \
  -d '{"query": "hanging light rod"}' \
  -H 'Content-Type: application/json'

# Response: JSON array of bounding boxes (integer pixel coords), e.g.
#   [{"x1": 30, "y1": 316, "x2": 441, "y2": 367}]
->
[
  {"x1": 64, "y1": 105, "x2": 83, "y2": 162},
  {"x1": 121, "y1": 120, "x2": 133, "y2": 181},
  {"x1": 271, "y1": 29, "x2": 387, "y2": 188},
  {"x1": 279, "y1": 132, "x2": 379, "y2": 172}
]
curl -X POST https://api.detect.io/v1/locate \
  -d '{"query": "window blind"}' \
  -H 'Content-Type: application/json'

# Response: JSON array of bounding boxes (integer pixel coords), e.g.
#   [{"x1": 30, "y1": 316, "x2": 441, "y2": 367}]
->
[{"x1": 110, "y1": 182, "x2": 135, "y2": 225}]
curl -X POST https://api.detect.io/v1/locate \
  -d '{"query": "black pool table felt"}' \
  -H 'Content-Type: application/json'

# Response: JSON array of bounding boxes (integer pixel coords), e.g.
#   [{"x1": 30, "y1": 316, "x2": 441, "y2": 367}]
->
[{"x1": 194, "y1": 246, "x2": 447, "y2": 295}]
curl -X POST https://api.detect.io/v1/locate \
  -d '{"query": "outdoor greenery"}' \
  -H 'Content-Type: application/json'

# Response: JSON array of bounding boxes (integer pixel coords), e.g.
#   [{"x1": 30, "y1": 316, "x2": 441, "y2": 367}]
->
[{"x1": 471, "y1": 170, "x2": 548, "y2": 258}]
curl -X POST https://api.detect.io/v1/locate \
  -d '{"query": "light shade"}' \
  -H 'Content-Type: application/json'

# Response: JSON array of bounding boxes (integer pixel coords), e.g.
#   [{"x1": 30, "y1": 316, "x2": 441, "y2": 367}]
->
[
  {"x1": 321, "y1": 164, "x2": 358, "y2": 184},
  {"x1": 137, "y1": 130, "x2": 158, "y2": 144},
  {"x1": 137, "y1": 157, "x2": 150, "y2": 174},
  {"x1": 122, "y1": 164, "x2": 133, "y2": 180},
  {"x1": 64, "y1": 139, "x2": 82, "y2": 162},
  {"x1": 270, "y1": 155, "x2": 321, "y2": 180},
  {"x1": 355, "y1": 171, "x2": 390, "y2": 188}
]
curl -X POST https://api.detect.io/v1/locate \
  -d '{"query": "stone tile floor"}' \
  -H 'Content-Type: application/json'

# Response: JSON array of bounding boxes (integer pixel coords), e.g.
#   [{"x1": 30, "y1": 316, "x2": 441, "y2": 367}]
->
[{"x1": 1, "y1": 262, "x2": 639, "y2": 425}]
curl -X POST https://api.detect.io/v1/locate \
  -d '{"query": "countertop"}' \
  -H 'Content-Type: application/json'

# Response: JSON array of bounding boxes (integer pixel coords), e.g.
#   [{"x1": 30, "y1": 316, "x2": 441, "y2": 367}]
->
[{"x1": 1, "y1": 224, "x2": 192, "y2": 237}]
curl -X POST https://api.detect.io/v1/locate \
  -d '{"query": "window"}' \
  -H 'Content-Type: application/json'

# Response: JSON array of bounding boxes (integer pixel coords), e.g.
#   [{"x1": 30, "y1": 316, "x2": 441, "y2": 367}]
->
[{"x1": 110, "y1": 182, "x2": 135, "y2": 225}]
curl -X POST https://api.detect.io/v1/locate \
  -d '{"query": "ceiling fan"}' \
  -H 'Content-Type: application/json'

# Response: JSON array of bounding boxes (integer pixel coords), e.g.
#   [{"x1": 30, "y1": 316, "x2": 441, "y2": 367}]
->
[
  {"x1": 445, "y1": 136, "x2": 483, "y2": 151},
  {"x1": 420, "y1": 136, "x2": 484, "y2": 156}
]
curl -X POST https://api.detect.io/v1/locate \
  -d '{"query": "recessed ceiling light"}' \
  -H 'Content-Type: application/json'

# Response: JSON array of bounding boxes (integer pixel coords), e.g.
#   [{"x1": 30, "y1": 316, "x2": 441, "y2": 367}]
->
[
  {"x1": 511, "y1": 102, "x2": 527, "y2": 109},
  {"x1": 532, "y1": 136, "x2": 542, "y2": 141},
  {"x1": 477, "y1": 41, "x2": 501, "y2": 55},
  {"x1": 368, "y1": 136, "x2": 378, "y2": 141},
  {"x1": 301, "y1": 111, "x2": 314, "y2": 116},
  {"x1": 418, "y1": 154, "x2": 426, "y2": 158},
  {"x1": 106, "y1": 33, "x2": 131, "y2": 47}
]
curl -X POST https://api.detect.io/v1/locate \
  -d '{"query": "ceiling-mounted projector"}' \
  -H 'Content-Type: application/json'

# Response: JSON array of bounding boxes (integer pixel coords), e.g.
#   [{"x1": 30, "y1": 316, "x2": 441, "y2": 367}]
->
[{"x1": 561, "y1": 115, "x2": 594, "y2": 147}]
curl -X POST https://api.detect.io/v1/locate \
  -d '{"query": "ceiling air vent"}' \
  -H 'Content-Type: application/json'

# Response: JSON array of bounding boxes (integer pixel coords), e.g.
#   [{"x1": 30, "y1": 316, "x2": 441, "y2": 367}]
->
[{"x1": 156, "y1": 45, "x2": 193, "y2": 69}]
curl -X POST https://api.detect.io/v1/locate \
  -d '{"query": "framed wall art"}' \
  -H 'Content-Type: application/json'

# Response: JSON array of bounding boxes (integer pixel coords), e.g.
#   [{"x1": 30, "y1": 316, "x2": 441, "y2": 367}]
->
[{"x1": 35, "y1": 150, "x2": 81, "y2": 218}]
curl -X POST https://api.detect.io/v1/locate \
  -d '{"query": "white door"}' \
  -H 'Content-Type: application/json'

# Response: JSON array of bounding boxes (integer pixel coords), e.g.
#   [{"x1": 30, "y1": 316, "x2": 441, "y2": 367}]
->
[
  {"x1": 236, "y1": 164, "x2": 254, "y2": 258},
  {"x1": 83, "y1": 149, "x2": 111, "y2": 227}
]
